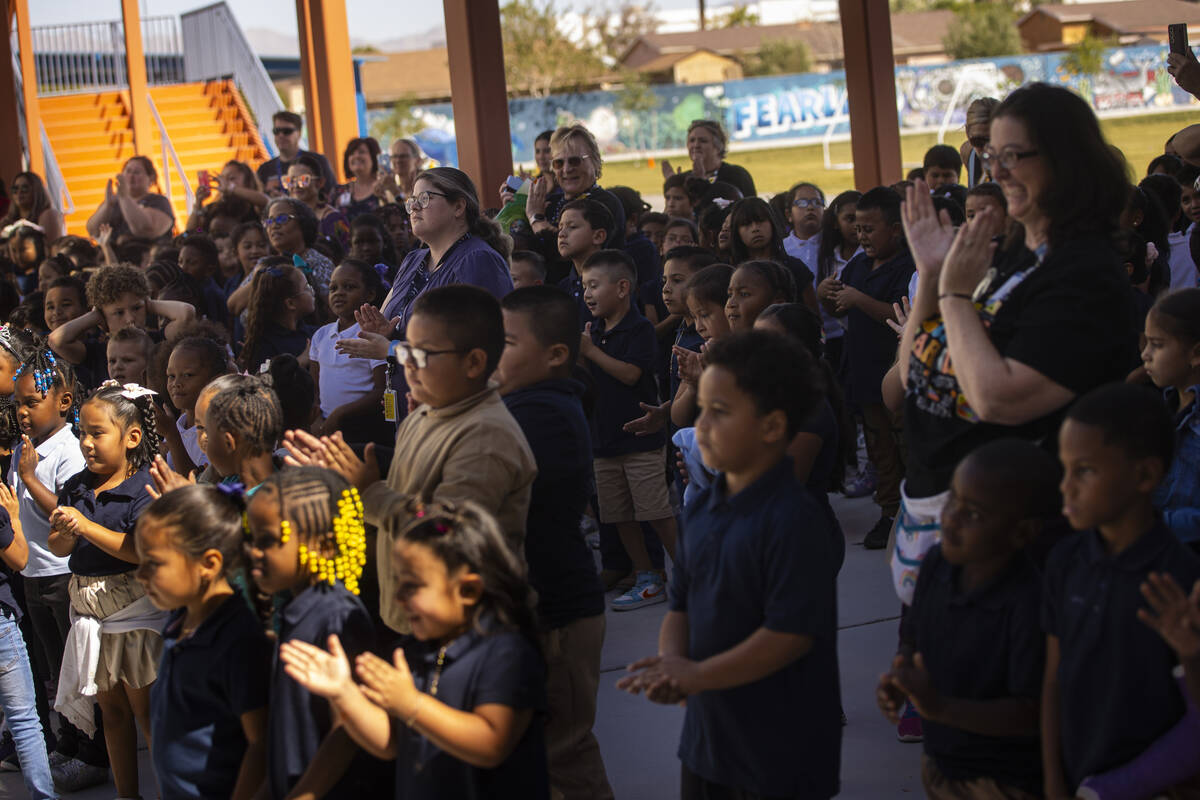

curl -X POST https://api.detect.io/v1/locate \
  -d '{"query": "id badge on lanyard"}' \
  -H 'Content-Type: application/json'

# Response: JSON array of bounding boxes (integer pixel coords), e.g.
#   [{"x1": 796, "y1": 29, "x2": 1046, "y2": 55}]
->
[{"x1": 383, "y1": 363, "x2": 399, "y2": 422}]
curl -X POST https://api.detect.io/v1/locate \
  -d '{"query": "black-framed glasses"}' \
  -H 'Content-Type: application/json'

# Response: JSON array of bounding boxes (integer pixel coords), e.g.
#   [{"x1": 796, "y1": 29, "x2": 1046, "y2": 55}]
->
[
  {"x1": 793, "y1": 197, "x2": 824, "y2": 209},
  {"x1": 551, "y1": 154, "x2": 590, "y2": 171},
  {"x1": 404, "y1": 191, "x2": 449, "y2": 213},
  {"x1": 265, "y1": 213, "x2": 296, "y2": 227},
  {"x1": 980, "y1": 147, "x2": 1039, "y2": 173},
  {"x1": 391, "y1": 342, "x2": 468, "y2": 369},
  {"x1": 273, "y1": 127, "x2": 297, "y2": 136}
]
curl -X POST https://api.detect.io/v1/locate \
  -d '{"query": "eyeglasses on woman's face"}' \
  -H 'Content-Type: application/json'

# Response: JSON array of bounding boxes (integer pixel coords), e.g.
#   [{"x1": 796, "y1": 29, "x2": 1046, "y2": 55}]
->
[
  {"x1": 265, "y1": 213, "x2": 297, "y2": 228},
  {"x1": 404, "y1": 190, "x2": 449, "y2": 214},
  {"x1": 793, "y1": 197, "x2": 824, "y2": 209},
  {"x1": 551, "y1": 154, "x2": 590, "y2": 172},
  {"x1": 980, "y1": 147, "x2": 1039, "y2": 173}
]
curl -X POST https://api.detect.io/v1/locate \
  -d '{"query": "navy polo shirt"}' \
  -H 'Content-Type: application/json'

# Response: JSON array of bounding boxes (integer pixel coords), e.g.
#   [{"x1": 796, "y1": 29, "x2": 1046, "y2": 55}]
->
[
  {"x1": 240, "y1": 321, "x2": 316, "y2": 373},
  {"x1": 58, "y1": 467, "x2": 153, "y2": 576},
  {"x1": 503, "y1": 379, "x2": 605, "y2": 630},
  {"x1": 1042, "y1": 522, "x2": 1200, "y2": 789},
  {"x1": 839, "y1": 248, "x2": 915, "y2": 405},
  {"x1": 397, "y1": 625, "x2": 549, "y2": 799},
  {"x1": 903, "y1": 546, "x2": 1043, "y2": 794},
  {"x1": 670, "y1": 457, "x2": 841, "y2": 797},
  {"x1": 151, "y1": 595, "x2": 271, "y2": 800},
  {"x1": 669, "y1": 321, "x2": 704, "y2": 426},
  {"x1": 0, "y1": 512, "x2": 19, "y2": 621},
  {"x1": 557, "y1": 272, "x2": 593, "y2": 330},
  {"x1": 588, "y1": 311, "x2": 664, "y2": 458},
  {"x1": 270, "y1": 583, "x2": 377, "y2": 800},
  {"x1": 624, "y1": 231, "x2": 661, "y2": 287}
]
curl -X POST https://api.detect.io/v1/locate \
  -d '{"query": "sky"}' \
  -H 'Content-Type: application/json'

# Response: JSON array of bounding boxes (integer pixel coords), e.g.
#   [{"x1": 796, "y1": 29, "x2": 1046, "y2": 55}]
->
[{"x1": 27, "y1": 0, "x2": 702, "y2": 41}]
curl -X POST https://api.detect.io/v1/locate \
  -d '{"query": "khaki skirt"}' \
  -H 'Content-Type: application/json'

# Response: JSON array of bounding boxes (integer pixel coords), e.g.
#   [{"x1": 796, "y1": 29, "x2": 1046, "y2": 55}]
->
[{"x1": 68, "y1": 572, "x2": 162, "y2": 692}]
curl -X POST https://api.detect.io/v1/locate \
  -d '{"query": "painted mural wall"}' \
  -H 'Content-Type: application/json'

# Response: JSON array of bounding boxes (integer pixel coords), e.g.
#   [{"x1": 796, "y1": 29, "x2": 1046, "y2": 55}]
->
[{"x1": 379, "y1": 43, "x2": 1196, "y2": 167}]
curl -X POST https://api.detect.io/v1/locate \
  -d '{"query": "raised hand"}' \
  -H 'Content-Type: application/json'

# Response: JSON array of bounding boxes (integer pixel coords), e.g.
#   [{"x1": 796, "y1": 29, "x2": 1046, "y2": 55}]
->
[
  {"x1": 938, "y1": 207, "x2": 998, "y2": 298},
  {"x1": 886, "y1": 297, "x2": 912, "y2": 336},
  {"x1": 1138, "y1": 572, "x2": 1200, "y2": 662},
  {"x1": 321, "y1": 432, "x2": 379, "y2": 491},
  {"x1": 355, "y1": 304, "x2": 397, "y2": 337},
  {"x1": 334, "y1": 330, "x2": 390, "y2": 361},
  {"x1": 525, "y1": 176, "x2": 550, "y2": 220},
  {"x1": 146, "y1": 454, "x2": 195, "y2": 500},
  {"x1": 280, "y1": 635, "x2": 355, "y2": 701},
  {"x1": 675, "y1": 346, "x2": 703, "y2": 385},
  {"x1": 623, "y1": 402, "x2": 668, "y2": 436},
  {"x1": 0, "y1": 483, "x2": 19, "y2": 522},
  {"x1": 282, "y1": 429, "x2": 332, "y2": 469},
  {"x1": 902, "y1": 179, "x2": 956, "y2": 280},
  {"x1": 1168, "y1": 50, "x2": 1200, "y2": 98},
  {"x1": 16, "y1": 435, "x2": 39, "y2": 484},
  {"x1": 104, "y1": 178, "x2": 116, "y2": 205},
  {"x1": 356, "y1": 649, "x2": 420, "y2": 719}
]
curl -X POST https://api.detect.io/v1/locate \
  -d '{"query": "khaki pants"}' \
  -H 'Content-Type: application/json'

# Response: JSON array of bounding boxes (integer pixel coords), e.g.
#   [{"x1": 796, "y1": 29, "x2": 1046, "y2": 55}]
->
[
  {"x1": 541, "y1": 614, "x2": 613, "y2": 800},
  {"x1": 921, "y1": 755, "x2": 1039, "y2": 800},
  {"x1": 861, "y1": 401, "x2": 906, "y2": 518}
]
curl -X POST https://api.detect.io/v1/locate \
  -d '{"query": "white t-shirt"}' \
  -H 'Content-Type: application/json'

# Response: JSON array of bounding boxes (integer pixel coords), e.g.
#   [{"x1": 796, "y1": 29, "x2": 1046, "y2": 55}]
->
[
  {"x1": 10, "y1": 425, "x2": 86, "y2": 577},
  {"x1": 309, "y1": 321, "x2": 386, "y2": 418},
  {"x1": 784, "y1": 232, "x2": 821, "y2": 273},
  {"x1": 1168, "y1": 226, "x2": 1198, "y2": 291},
  {"x1": 176, "y1": 414, "x2": 207, "y2": 470}
]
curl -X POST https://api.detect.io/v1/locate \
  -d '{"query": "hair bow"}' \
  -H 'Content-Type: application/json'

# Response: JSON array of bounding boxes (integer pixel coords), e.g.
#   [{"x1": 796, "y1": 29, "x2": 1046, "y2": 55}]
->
[
  {"x1": 292, "y1": 253, "x2": 312, "y2": 276},
  {"x1": 216, "y1": 481, "x2": 246, "y2": 503},
  {"x1": 0, "y1": 220, "x2": 44, "y2": 238},
  {"x1": 711, "y1": 197, "x2": 732, "y2": 210},
  {"x1": 0, "y1": 326, "x2": 17, "y2": 359},
  {"x1": 1146, "y1": 241, "x2": 1159, "y2": 269},
  {"x1": 374, "y1": 263, "x2": 390, "y2": 281},
  {"x1": 118, "y1": 383, "x2": 157, "y2": 401}
]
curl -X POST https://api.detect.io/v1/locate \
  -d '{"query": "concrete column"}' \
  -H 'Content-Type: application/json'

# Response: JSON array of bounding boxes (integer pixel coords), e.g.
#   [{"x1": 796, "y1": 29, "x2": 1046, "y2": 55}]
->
[
  {"x1": 120, "y1": 0, "x2": 153, "y2": 156},
  {"x1": 444, "y1": 0, "x2": 513, "y2": 202},
  {"x1": 295, "y1": 0, "x2": 357, "y2": 181},
  {"x1": 839, "y1": 0, "x2": 902, "y2": 190}
]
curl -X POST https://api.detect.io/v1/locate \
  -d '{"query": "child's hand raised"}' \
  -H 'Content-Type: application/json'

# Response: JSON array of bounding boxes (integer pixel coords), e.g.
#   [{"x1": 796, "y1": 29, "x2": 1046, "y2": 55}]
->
[
  {"x1": 16, "y1": 435, "x2": 40, "y2": 483},
  {"x1": 885, "y1": 296, "x2": 911, "y2": 337},
  {"x1": 1137, "y1": 572, "x2": 1200, "y2": 662},
  {"x1": 0, "y1": 483, "x2": 19, "y2": 521},
  {"x1": 356, "y1": 648, "x2": 420, "y2": 721},
  {"x1": 321, "y1": 432, "x2": 380, "y2": 491},
  {"x1": 888, "y1": 652, "x2": 945, "y2": 722},
  {"x1": 280, "y1": 634, "x2": 355, "y2": 702},
  {"x1": 146, "y1": 454, "x2": 195, "y2": 500},
  {"x1": 674, "y1": 346, "x2": 703, "y2": 385},
  {"x1": 579, "y1": 323, "x2": 596, "y2": 359},
  {"x1": 283, "y1": 429, "x2": 332, "y2": 469}
]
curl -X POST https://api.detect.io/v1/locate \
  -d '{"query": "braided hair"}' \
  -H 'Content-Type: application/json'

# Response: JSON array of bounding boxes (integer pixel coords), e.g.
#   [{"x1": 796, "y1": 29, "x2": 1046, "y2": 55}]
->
[
  {"x1": 15, "y1": 342, "x2": 81, "y2": 432},
  {"x1": 398, "y1": 500, "x2": 541, "y2": 652},
  {"x1": 238, "y1": 262, "x2": 302, "y2": 373},
  {"x1": 83, "y1": 383, "x2": 161, "y2": 475},
  {"x1": 206, "y1": 374, "x2": 283, "y2": 457}
]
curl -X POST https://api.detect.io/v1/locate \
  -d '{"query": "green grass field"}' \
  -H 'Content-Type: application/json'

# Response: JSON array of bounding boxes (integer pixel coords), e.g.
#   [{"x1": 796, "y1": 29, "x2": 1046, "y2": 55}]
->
[{"x1": 598, "y1": 108, "x2": 1200, "y2": 199}]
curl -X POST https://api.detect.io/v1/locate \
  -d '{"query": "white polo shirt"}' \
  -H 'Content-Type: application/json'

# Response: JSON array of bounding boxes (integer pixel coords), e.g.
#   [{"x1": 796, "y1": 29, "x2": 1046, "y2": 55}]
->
[
  {"x1": 309, "y1": 321, "x2": 386, "y2": 418},
  {"x1": 10, "y1": 424, "x2": 86, "y2": 577}
]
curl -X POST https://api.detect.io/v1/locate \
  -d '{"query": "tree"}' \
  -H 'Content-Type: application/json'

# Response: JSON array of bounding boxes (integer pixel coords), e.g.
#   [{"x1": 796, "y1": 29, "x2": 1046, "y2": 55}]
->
[
  {"x1": 716, "y1": 3, "x2": 761, "y2": 27},
  {"x1": 369, "y1": 94, "x2": 426, "y2": 144},
  {"x1": 1061, "y1": 33, "x2": 1111, "y2": 102},
  {"x1": 744, "y1": 38, "x2": 812, "y2": 76},
  {"x1": 351, "y1": 44, "x2": 380, "y2": 54},
  {"x1": 942, "y1": 3, "x2": 1023, "y2": 60},
  {"x1": 581, "y1": 2, "x2": 660, "y2": 66},
  {"x1": 501, "y1": 0, "x2": 605, "y2": 97}
]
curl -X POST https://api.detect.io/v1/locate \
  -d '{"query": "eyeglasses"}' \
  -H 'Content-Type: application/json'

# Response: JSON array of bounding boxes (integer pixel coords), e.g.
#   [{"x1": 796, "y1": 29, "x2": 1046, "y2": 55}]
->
[
  {"x1": 280, "y1": 174, "x2": 313, "y2": 191},
  {"x1": 264, "y1": 214, "x2": 296, "y2": 228},
  {"x1": 551, "y1": 154, "x2": 591, "y2": 171},
  {"x1": 793, "y1": 198, "x2": 824, "y2": 209},
  {"x1": 391, "y1": 342, "x2": 468, "y2": 369},
  {"x1": 969, "y1": 136, "x2": 989, "y2": 149},
  {"x1": 273, "y1": 127, "x2": 297, "y2": 136},
  {"x1": 404, "y1": 190, "x2": 449, "y2": 213},
  {"x1": 979, "y1": 147, "x2": 1039, "y2": 173}
]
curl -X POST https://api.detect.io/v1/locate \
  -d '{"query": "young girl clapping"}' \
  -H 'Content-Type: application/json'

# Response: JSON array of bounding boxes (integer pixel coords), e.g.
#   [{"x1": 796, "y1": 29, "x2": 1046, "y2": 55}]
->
[
  {"x1": 135, "y1": 484, "x2": 271, "y2": 800},
  {"x1": 281, "y1": 501, "x2": 549, "y2": 799}
]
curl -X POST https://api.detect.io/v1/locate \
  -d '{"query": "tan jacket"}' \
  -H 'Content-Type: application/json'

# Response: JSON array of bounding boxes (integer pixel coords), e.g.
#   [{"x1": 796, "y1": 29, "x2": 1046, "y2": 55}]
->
[{"x1": 362, "y1": 385, "x2": 536, "y2": 632}]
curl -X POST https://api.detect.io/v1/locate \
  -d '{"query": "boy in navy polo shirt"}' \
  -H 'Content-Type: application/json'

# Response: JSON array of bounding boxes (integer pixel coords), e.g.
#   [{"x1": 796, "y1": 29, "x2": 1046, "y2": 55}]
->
[
  {"x1": 1043, "y1": 384, "x2": 1200, "y2": 797},
  {"x1": 877, "y1": 439, "x2": 1059, "y2": 799},
  {"x1": 557, "y1": 199, "x2": 613, "y2": 329},
  {"x1": 620, "y1": 330, "x2": 841, "y2": 799},
  {"x1": 819, "y1": 186, "x2": 914, "y2": 550},
  {"x1": 580, "y1": 249, "x2": 677, "y2": 611},
  {"x1": 497, "y1": 285, "x2": 613, "y2": 800}
]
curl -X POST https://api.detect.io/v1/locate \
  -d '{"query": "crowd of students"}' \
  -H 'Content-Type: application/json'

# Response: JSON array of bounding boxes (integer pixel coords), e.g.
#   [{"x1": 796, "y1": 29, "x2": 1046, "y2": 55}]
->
[{"x1": 0, "y1": 72, "x2": 1196, "y2": 799}]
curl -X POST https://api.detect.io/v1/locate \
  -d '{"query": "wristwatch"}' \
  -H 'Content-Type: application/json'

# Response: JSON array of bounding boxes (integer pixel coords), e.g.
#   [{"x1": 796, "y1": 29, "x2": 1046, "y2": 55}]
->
[{"x1": 531, "y1": 213, "x2": 546, "y2": 223}]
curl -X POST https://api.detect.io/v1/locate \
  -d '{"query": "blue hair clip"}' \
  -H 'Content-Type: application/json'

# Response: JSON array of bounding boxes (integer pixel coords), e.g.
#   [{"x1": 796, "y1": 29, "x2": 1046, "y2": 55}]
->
[
  {"x1": 216, "y1": 481, "x2": 246, "y2": 504},
  {"x1": 292, "y1": 253, "x2": 312, "y2": 276}
]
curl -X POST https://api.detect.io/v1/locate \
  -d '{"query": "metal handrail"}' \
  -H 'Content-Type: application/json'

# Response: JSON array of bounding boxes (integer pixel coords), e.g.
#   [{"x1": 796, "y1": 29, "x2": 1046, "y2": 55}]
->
[
  {"x1": 180, "y1": 2, "x2": 284, "y2": 157},
  {"x1": 29, "y1": 16, "x2": 184, "y2": 96},
  {"x1": 145, "y1": 93, "x2": 195, "y2": 216}
]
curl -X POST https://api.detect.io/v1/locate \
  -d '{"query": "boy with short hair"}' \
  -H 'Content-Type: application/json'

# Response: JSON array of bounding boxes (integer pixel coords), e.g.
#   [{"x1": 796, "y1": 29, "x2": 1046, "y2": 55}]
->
[
  {"x1": 579, "y1": 250, "x2": 677, "y2": 611},
  {"x1": 619, "y1": 329, "x2": 841, "y2": 799},
  {"x1": 661, "y1": 218, "x2": 699, "y2": 259},
  {"x1": 497, "y1": 285, "x2": 613, "y2": 800},
  {"x1": 1043, "y1": 384, "x2": 1200, "y2": 797},
  {"x1": 105, "y1": 326, "x2": 154, "y2": 386},
  {"x1": 878, "y1": 439, "x2": 1059, "y2": 799},
  {"x1": 48, "y1": 263, "x2": 196, "y2": 391},
  {"x1": 663, "y1": 173, "x2": 693, "y2": 220},
  {"x1": 285, "y1": 285, "x2": 537, "y2": 634},
  {"x1": 510, "y1": 250, "x2": 547, "y2": 289},
  {"x1": 557, "y1": 199, "x2": 614, "y2": 328},
  {"x1": 923, "y1": 145, "x2": 963, "y2": 192},
  {"x1": 43, "y1": 277, "x2": 87, "y2": 334},
  {"x1": 639, "y1": 212, "x2": 669, "y2": 255},
  {"x1": 819, "y1": 187, "x2": 914, "y2": 549}
]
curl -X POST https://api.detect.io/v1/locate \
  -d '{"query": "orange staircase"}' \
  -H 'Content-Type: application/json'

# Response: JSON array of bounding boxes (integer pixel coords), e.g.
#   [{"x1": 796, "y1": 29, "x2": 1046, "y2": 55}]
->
[{"x1": 42, "y1": 80, "x2": 269, "y2": 237}]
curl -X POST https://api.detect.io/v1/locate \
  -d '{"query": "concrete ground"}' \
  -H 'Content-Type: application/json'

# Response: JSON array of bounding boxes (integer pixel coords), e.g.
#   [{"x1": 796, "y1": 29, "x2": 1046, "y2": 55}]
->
[{"x1": 0, "y1": 492, "x2": 924, "y2": 799}]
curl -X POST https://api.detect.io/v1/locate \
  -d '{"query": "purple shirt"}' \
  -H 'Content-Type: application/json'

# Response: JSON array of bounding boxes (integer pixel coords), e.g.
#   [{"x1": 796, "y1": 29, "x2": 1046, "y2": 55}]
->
[{"x1": 382, "y1": 235, "x2": 513, "y2": 334}]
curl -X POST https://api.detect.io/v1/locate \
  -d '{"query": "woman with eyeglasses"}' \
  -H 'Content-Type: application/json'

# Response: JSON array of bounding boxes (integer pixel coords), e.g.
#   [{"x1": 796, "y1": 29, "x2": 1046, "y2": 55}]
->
[
  {"x1": 959, "y1": 97, "x2": 1000, "y2": 190},
  {"x1": 521, "y1": 123, "x2": 627, "y2": 284},
  {"x1": 660, "y1": 120, "x2": 757, "y2": 200},
  {"x1": 86, "y1": 156, "x2": 175, "y2": 243},
  {"x1": 226, "y1": 198, "x2": 334, "y2": 319},
  {"x1": 283, "y1": 154, "x2": 350, "y2": 252},
  {"x1": 334, "y1": 137, "x2": 387, "y2": 221},
  {"x1": 334, "y1": 168, "x2": 513, "y2": 386},
  {"x1": 2, "y1": 172, "x2": 63, "y2": 242},
  {"x1": 887, "y1": 84, "x2": 1135, "y2": 654}
]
